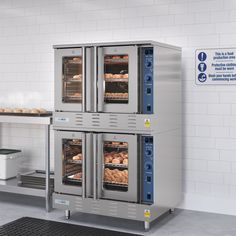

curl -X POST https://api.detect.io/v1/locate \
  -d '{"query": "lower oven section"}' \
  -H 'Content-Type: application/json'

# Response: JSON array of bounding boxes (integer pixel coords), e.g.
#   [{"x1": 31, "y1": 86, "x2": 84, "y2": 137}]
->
[{"x1": 54, "y1": 130, "x2": 154, "y2": 204}]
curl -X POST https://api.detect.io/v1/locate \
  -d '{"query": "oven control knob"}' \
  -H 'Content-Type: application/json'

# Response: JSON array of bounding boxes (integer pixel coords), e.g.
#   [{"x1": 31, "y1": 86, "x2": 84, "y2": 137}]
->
[
  {"x1": 145, "y1": 150, "x2": 152, "y2": 156},
  {"x1": 145, "y1": 60, "x2": 152, "y2": 68},
  {"x1": 145, "y1": 75, "x2": 152, "y2": 82},
  {"x1": 145, "y1": 163, "x2": 152, "y2": 171}
]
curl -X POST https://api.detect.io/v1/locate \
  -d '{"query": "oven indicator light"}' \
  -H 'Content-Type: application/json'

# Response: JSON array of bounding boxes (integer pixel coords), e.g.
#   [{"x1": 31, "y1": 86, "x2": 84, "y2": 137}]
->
[
  {"x1": 144, "y1": 119, "x2": 151, "y2": 127},
  {"x1": 144, "y1": 209, "x2": 151, "y2": 218}
]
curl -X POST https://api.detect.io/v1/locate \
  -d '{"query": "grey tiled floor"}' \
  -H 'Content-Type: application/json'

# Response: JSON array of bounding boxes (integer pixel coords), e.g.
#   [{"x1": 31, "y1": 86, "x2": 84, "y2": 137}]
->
[{"x1": 0, "y1": 193, "x2": 236, "y2": 236}]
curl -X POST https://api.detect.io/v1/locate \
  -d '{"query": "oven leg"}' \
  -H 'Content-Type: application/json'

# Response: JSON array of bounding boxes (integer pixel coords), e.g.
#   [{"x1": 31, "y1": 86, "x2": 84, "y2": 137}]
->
[
  {"x1": 144, "y1": 221, "x2": 150, "y2": 231},
  {"x1": 169, "y1": 208, "x2": 175, "y2": 214},
  {"x1": 65, "y1": 210, "x2": 70, "y2": 220}
]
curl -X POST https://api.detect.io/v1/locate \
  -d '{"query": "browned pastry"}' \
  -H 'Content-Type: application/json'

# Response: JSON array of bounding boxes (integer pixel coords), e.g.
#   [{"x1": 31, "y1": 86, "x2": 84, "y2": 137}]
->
[
  {"x1": 0, "y1": 108, "x2": 4, "y2": 112},
  {"x1": 73, "y1": 93, "x2": 82, "y2": 97},
  {"x1": 104, "y1": 73, "x2": 113, "y2": 79},
  {"x1": 30, "y1": 108, "x2": 40, "y2": 114},
  {"x1": 73, "y1": 172, "x2": 82, "y2": 179},
  {"x1": 73, "y1": 74, "x2": 82, "y2": 80},
  {"x1": 122, "y1": 73, "x2": 129, "y2": 79},
  {"x1": 13, "y1": 108, "x2": 22, "y2": 113},
  {"x1": 123, "y1": 159, "x2": 128, "y2": 165},
  {"x1": 123, "y1": 55, "x2": 128, "y2": 60},
  {"x1": 73, "y1": 57, "x2": 82, "y2": 62},
  {"x1": 112, "y1": 158, "x2": 120, "y2": 164},
  {"x1": 72, "y1": 153, "x2": 82, "y2": 161},
  {"x1": 112, "y1": 55, "x2": 121, "y2": 60},
  {"x1": 4, "y1": 108, "x2": 13, "y2": 113}
]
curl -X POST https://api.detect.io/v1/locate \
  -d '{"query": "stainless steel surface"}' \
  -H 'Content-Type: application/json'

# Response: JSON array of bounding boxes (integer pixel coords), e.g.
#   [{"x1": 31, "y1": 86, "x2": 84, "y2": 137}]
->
[
  {"x1": 0, "y1": 115, "x2": 52, "y2": 212},
  {"x1": 53, "y1": 112, "x2": 159, "y2": 134},
  {"x1": 0, "y1": 178, "x2": 45, "y2": 197},
  {"x1": 82, "y1": 47, "x2": 86, "y2": 112},
  {"x1": 53, "y1": 193, "x2": 168, "y2": 222},
  {"x1": 94, "y1": 46, "x2": 97, "y2": 112},
  {"x1": 93, "y1": 134, "x2": 97, "y2": 200},
  {"x1": 53, "y1": 41, "x2": 182, "y2": 230},
  {"x1": 53, "y1": 40, "x2": 181, "y2": 51},
  {"x1": 85, "y1": 47, "x2": 93, "y2": 112},
  {"x1": 97, "y1": 133, "x2": 102, "y2": 199},
  {"x1": 82, "y1": 133, "x2": 86, "y2": 199},
  {"x1": 0, "y1": 116, "x2": 51, "y2": 125},
  {"x1": 45, "y1": 125, "x2": 51, "y2": 212}
]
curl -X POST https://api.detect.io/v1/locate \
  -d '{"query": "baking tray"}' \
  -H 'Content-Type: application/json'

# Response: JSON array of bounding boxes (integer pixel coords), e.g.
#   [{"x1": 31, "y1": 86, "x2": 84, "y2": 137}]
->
[{"x1": 0, "y1": 111, "x2": 52, "y2": 117}]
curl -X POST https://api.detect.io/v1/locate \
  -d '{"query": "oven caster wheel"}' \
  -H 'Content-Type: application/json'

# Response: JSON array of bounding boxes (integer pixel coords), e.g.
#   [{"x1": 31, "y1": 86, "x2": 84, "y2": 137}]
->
[
  {"x1": 65, "y1": 210, "x2": 70, "y2": 220},
  {"x1": 144, "y1": 221, "x2": 150, "y2": 231},
  {"x1": 169, "y1": 208, "x2": 175, "y2": 214}
]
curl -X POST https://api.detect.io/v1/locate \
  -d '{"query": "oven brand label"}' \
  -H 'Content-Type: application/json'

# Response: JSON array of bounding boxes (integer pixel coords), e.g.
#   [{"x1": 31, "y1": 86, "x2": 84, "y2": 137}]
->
[
  {"x1": 144, "y1": 209, "x2": 151, "y2": 218},
  {"x1": 55, "y1": 117, "x2": 69, "y2": 123},
  {"x1": 144, "y1": 119, "x2": 151, "y2": 128},
  {"x1": 55, "y1": 199, "x2": 70, "y2": 206}
]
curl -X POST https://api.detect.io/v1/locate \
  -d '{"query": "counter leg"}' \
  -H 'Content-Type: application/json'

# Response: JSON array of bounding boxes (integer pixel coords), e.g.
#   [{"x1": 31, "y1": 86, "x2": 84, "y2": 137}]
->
[{"x1": 45, "y1": 125, "x2": 50, "y2": 212}]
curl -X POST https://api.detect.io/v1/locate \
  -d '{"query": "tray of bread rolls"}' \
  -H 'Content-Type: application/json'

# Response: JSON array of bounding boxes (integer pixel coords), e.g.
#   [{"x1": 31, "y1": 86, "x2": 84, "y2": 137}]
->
[
  {"x1": 0, "y1": 108, "x2": 52, "y2": 117},
  {"x1": 66, "y1": 172, "x2": 82, "y2": 183},
  {"x1": 104, "y1": 141, "x2": 128, "y2": 148},
  {"x1": 104, "y1": 56, "x2": 128, "y2": 64},
  {"x1": 104, "y1": 168, "x2": 128, "y2": 187},
  {"x1": 64, "y1": 74, "x2": 82, "y2": 82},
  {"x1": 104, "y1": 93, "x2": 128, "y2": 100}
]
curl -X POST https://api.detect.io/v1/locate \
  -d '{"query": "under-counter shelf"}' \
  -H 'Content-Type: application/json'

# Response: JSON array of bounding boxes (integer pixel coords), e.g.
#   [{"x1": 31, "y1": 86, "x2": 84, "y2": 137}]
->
[
  {"x1": 0, "y1": 114, "x2": 52, "y2": 212},
  {"x1": 0, "y1": 177, "x2": 45, "y2": 197}
]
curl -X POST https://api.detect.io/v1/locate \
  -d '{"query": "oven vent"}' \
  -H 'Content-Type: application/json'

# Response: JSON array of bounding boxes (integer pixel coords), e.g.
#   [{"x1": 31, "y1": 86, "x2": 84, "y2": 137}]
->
[
  {"x1": 75, "y1": 114, "x2": 83, "y2": 127},
  {"x1": 92, "y1": 114, "x2": 100, "y2": 127},
  {"x1": 108, "y1": 202, "x2": 118, "y2": 216},
  {"x1": 108, "y1": 114, "x2": 118, "y2": 128},
  {"x1": 128, "y1": 115, "x2": 137, "y2": 129},
  {"x1": 75, "y1": 198, "x2": 84, "y2": 211},
  {"x1": 127, "y1": 204, "x2": 137, "y2": 219},
  {"x1": 90, "y1": 201, "x2": 100, "y2": 214}
]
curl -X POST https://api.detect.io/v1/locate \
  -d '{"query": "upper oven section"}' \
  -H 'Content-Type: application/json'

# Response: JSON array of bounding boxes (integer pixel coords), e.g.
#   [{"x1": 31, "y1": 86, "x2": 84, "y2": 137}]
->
[{"x1": 97, "y1": 46, "x2": 138, "y2": 113}]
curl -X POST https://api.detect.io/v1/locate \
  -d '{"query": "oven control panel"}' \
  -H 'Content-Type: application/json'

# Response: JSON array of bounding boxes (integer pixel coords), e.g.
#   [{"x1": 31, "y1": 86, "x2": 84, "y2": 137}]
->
[
  {"x1": 142, "y1": 47, "x2": 154, "y2": 114},
  {"x1": 142, "y1": 136, "x2": 154, "y2": 204}
]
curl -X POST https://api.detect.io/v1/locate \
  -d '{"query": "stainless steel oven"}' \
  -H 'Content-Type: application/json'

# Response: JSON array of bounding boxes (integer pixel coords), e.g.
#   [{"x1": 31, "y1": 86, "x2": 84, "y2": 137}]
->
[
  {"x1": 55, "y1": 130, "x2": 142, "y2": 203},
  {"x1": 54, "y1": 42, "x2": 154, "y2": 114},
  {"x1": 53, "y1": 41, "x2": 182, "y2": 231}
]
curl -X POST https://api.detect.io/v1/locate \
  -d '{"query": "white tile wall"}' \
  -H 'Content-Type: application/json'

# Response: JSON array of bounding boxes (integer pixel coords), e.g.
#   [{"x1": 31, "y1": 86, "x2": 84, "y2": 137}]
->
[{"x1": 1, "y1": 0, "x2": 236, "y2": 215}]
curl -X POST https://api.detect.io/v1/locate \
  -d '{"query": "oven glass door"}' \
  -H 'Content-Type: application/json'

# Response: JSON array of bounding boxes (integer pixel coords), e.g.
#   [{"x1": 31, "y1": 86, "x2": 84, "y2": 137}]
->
[
  {"x1": 97, "y1": 46, "x2": 138, "y2": 113},
  {"x1": 55, "y1": 131, "x2": 85, "y2": 196},
  {"x1": 98, "y1": 133, "x2": 138, "y2": 202},
  {"x1": 55, "y1": 48, "x2": 84, "y2": 112}
]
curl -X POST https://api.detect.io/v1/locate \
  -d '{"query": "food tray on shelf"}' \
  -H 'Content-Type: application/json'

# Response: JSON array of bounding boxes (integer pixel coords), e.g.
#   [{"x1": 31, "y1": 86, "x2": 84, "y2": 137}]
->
[
  {"x1": 103, "y1": 181, "x2": 128, "y2": 187},
  {"x1": 104, "y1": 163, "x2": 128, "y2": 168},
  {"x1": 104, "y1": 143, "x2": 128, "y2": 148},
  {"x1": 67, "y1": 159, "x2": 82, "y2": 164},
  {"x1": 18, "y1": 170, "x2": 54, "y2": 190},
  {"x1": 104, "y1": 59, "x2": 128, "y2": 64},
  {"x1": 0, "y1": 111, "x2": 52, "y2": 117},
  {"x1": 104, "y1": 78, "x2": 128, "y2": 82},
  {"x1": 104, "y1": 95, "x2": 128, "y2": 99}
]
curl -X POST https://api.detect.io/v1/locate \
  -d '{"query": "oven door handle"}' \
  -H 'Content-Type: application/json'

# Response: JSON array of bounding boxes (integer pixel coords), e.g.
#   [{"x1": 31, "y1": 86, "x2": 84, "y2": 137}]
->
[
  {"x1": 93, "y1": 133, "x2": 97, "y2": 200},
  {"x1": 97, "y1": 133, "x2": 103, "y2": 198},
  {"x1": 82, "y1": 47, "x2": 86, "y2": 112},
  {"x1": 82, "y1": 132, "x2": 86, "y2": 199},
  {"x1": 94, "y1": 46, "x2": 98, "y2": 112},
  {"x1": 97, "y1": 47, "x2": 104, "y2": 112}
]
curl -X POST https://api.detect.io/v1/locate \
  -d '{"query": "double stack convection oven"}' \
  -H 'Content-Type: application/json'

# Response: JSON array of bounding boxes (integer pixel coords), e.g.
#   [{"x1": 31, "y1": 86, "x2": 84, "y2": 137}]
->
[{"x1": 52, "y1": 41, "x2": 182, "y2": 230}]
